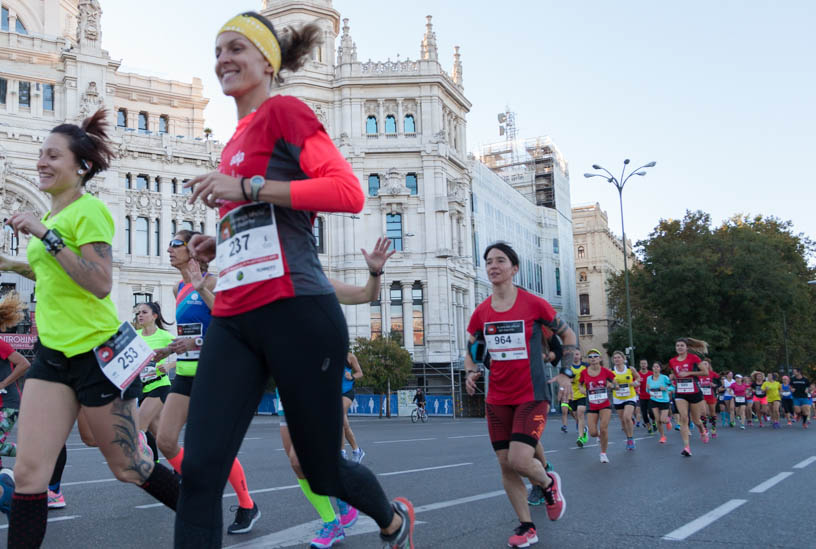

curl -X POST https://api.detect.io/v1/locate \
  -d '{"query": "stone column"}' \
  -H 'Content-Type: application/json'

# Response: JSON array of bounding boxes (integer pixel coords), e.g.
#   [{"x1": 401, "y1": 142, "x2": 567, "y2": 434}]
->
[
  {"x1": 397, "y1": 98, "x2": 404, "y2": 136},
  {"x1": 377, "y1": 99, "x2": 384, "y2": 136},
  {"x1": 401, "y1": 281, "x2": 414, "y2": 354},
  {"x1": 420, "y1": 280, "x2": 429, "y2": 348}
]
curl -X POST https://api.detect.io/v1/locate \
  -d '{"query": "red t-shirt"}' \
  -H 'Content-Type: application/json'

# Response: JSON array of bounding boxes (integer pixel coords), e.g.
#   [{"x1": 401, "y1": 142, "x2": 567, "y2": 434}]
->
[
  {"x1": 213, "y1": 95, "x2": 364, "y2": 317},
  {"x1": 698, "y1": 370, "x2": 720, "y2": 397},
  {"x1": 637, "y1": 370, "x2": 651, "y2": 399},
  {"x1": 467, "y1": 288, "x2": 557, "y2": 405},
  {"x1": 670, "y1": 354, "x2": 702, "y2": 396},
  {"x1": 579, "y1": 367, "x2": 616, "y2": 410}
]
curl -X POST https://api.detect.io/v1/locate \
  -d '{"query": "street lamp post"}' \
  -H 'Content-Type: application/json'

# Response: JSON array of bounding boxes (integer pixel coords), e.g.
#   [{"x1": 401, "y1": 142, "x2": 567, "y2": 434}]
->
[{"x1": 584, "y1": 159, "x2": 656, "y2": 367}]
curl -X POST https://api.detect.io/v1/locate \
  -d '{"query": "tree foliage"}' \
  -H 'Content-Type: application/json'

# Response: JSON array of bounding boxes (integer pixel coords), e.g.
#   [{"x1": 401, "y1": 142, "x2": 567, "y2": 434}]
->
[
  {"x1": 353, "y1": 332, "x2": 413, "y2": 417},
  {"x1": 607, "y1": 211, "x2": 816, "y2": 377}
]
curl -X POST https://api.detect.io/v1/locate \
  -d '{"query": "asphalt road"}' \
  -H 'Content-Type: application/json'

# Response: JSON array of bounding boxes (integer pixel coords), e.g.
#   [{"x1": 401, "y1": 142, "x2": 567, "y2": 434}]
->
[{"x1": 1, "y1": 412, "x2": 814, "y2": 548}]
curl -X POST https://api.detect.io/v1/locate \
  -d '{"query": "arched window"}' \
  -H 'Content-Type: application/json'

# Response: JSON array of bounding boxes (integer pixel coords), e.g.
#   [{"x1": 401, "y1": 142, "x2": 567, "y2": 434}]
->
[
  {"x1": 2, "y1": 8, "x2": 27, "y2": 34},
  {"x1": 159, "y1": 115, "x2": 169, "y2": 134},
  {"x1": 135, "y1": 217, "x2": 149, "y2": 255},
  {"x1": 406, "y1": 173, "x2": 418, "y2": 195},
  {"x1": 138, "y1": 112, "x2": 148, "y2": 133},
  {"x1": 368, "y1": 174, "x2": 380, "y2": 197},
  {"x1": 366, "y1": 116, "x2": 377, "y2": 135},
  {"x1": 577, "y1": 245, "x2": 585, "y2": 259},
  {"x1": 412, "y1": 282, "x2": 424, "y2": 345},
  {"x1": 117, "y1": 109, "x2": 127, "y2": 128},
  {"x1": 312, "y1": 216, "x2": 325, "y2": 253},
  {"x1": 385, "y1": 115, "x2": 397, "y2": 134},
  {"x1": 386, "y1": 214, "x2": 403, "y2": 251},
  {"x1": 390, "y1": 281, "x2": 403, "y2": 336},
  {"x1": 404, "y1": 114, "x2": 416, "y2": 134}
]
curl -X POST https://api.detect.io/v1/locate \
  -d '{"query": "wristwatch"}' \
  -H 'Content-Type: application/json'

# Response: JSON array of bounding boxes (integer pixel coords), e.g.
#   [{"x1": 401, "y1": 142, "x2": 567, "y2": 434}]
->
[
  {"x1": 249, "y1": 175, "x2": 265, "y2": 201},
  {"x1": 41, "y1": 229, "x2": 66, "y2": 256},
  {"x1": 369, "y1": 270, "x2": 384, "y2": 277}
]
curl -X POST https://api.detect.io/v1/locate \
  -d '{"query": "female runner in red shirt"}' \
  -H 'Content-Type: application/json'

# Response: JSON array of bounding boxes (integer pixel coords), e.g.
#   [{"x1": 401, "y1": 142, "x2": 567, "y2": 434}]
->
[
  {"x1": 176, "y1": 12, "x2": 413, "y2": 548},
  {"x1": 670, "y1": 338, "x2": 710, "y2": 456},
  {"x1": 465, "y1": 243, "x2": 573, "y2": 548},
  {"x1": 697, "y1": 358, "x2": 720, "y2": 438},
  {"x1": 578, "y1": 350, "x2": 618, "y2": 463}
]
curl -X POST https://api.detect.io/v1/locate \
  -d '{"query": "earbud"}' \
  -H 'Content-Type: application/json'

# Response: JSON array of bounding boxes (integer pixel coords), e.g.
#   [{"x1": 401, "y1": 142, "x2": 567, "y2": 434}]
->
[{"x1": 77, "y1": 169, "x2": 85, "y2": 175}]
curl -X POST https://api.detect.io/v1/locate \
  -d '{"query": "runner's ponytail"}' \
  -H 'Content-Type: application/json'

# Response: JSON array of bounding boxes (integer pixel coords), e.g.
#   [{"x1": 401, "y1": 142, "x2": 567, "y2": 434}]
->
[
  {"x1": 676, "y1": 337, "x2": 708, "y2": 356},
  {"x1": 51, "y1": 108, "x2": 115, "y2": 185},
  {"x1": 0, "y1": 291, "x2": 24, "y2": 331}
]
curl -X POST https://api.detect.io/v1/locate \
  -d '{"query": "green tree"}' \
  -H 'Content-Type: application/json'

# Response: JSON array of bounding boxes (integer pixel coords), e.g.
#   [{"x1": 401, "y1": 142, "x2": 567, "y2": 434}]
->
[
  {"x1": 607, "y1": 211, "x2": 816, "y2": 376},
  {"x1": 353, "y1": 332, "x2": 413, "y2": 418}
]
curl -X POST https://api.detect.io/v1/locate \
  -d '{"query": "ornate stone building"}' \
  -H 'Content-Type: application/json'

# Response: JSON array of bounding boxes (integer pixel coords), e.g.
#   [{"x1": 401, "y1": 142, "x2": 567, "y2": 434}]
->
[
  {"x1": 0, "y1": 0, "x2": 219, "y2": 323},
  {"x1": 572, "y1": 202, "x2": 634, "y2": 355},
  {"x1": 260, "y1": 0, "x2": 475, "y2": 391}
]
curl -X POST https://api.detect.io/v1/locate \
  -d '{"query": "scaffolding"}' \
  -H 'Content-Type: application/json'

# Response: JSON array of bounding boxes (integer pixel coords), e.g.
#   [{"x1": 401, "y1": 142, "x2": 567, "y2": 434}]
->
[{"x1": 480, "y1": 111, "x2": 565, "y2": 210}]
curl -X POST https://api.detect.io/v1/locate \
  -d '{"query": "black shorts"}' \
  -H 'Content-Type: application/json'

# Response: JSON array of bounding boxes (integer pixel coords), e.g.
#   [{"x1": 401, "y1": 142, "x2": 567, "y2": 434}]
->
[
  {"x1": 586, "y1": 405, "x2": 611, "y2": 415},
  {"x1": 782, "y1": 399, "x2": 794, "y2": 415},
  {"x1": 675, "y1": 392, "x2": 704, "y2": 404},
  {"x1": 614, "y1": 400, "x2": 636, "y2": 411},
  {"x1": 139, "y1": 384, "x2": 170, "y2": 405},
  {"x1": 170, "y1": 374, "x2": 195, "y2": 397},
  {"x1": 650, "y1": 401, "x2": 670, "y2": 411},
  {"x1": 27, "y1": 343, "x2": 142, "y2": 407},
  {"x1": 342, "y1": 389, "x2": 355, "y2": 402},
  {"x1": 569, "y1": 397, "x2": 587, "y2": 409}
]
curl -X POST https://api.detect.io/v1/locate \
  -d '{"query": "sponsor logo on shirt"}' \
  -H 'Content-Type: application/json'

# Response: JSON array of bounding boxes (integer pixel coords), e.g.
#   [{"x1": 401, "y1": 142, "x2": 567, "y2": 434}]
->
[{"x1": 230, "y1": 151, "x2": 245, "y2": 167}]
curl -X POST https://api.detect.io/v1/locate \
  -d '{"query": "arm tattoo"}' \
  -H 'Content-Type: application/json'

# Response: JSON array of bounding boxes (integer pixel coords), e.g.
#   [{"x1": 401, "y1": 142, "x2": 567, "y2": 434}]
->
[
  {"x1": 546, "y1": 316, "x2": 568, "y2": 336},
  {"x1": 110, "y1": 399, "x2": 153, "y2": 483},
  {"x1": 92, "y1": 242, "x2": 112, "y2": 260}
]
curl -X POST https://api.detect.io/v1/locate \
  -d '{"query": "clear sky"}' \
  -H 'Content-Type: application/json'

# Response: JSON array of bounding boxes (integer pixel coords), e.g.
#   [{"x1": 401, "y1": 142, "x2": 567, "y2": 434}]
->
[{"x1": 100, "y1": 1, "x2": 815, "y2": 248}]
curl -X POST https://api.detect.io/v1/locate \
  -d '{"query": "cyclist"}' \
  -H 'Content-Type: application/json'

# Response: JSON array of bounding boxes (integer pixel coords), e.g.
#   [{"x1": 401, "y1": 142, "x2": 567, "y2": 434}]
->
[
  {"x1": 465, "y1": 242, "x2": 570, "y2": 547},
  {"x1": 413, "y1": 389, "x2": 426, "y2": 414}
]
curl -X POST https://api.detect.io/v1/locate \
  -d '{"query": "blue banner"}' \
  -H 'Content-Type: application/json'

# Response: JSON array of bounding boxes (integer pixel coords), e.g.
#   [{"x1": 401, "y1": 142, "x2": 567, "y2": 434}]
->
[{"x1": 425, "y1": 395, "x2": 453, "y2": 416}]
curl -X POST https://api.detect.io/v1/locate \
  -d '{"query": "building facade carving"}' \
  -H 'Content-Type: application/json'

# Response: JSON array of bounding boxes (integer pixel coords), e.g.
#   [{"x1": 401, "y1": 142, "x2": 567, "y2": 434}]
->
[{"x1": 0, "y1": 0, "x2": 219, "y2": 322}]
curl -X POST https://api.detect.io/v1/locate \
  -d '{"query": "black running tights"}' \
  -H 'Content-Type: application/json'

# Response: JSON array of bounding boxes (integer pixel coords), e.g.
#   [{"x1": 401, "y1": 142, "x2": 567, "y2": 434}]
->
[{"x1": 174, "y1": 295, "x2": 394, "y2": 548}]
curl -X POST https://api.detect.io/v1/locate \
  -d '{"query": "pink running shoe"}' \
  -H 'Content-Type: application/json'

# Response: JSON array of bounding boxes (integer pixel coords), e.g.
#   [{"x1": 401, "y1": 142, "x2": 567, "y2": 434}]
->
[
  {"x1": 339, "y1": 504, "x2": 358, "y2": 529},
  {"x1": 701, "y1": 430, "x2": 710, "y2": 444},
  {"x1": 508, "y1": 524, "x2": 538, "y2": 548},
  {"x1": 310, "y1": 519, "x2": 344, "y2": 548},
  {"x1": 47, "y1": 490, "x2": 66, "y2": 509}
]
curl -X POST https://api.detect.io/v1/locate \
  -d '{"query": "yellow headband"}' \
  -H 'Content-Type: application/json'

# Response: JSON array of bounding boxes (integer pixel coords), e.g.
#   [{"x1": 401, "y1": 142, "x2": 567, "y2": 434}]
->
[{"x1": 218, "y1": 14, "x2": 282, "y2": 75}]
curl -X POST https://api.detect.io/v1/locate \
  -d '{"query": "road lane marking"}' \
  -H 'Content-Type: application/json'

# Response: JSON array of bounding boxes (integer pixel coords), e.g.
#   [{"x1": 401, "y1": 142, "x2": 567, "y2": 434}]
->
[
  {"x1": 793, "y1": 456, "x2": 816, "y2": 469},
  {"x1": 378, "y1": 462, "x2": 472, "y2": 477},
  {"x1": 66, "y1": 447, "x2": 99, "y2": 452},
  {"x1": 663, "y1": 499, "x2": 747, "y2": 541},
  {"x1": 224, "y1": 489, "x2": 507, "y2": 548},
  {"x1": 137, "y1": 462, "x2": 474, "y2": 509},
  {"x1": 748, "y1": 472, "x2": 793, "y2": 493},
  {"x1": 61, "y1": 478, "x2": 118, "y2": 487},
  {"x1": 448, "y1": 434, "x2": 488, "y2": 439},
  {"x1": 373, "y1": 437, "x2": 437, "y2": 444},
  {"x1": 0, "y1": 515, "x2": 81, "y2": 530}
]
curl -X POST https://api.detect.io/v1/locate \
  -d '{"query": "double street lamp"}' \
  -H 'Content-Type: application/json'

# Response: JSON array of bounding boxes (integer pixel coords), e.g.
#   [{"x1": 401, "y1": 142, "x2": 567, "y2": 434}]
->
[{"x1": 584, "y1": 159, "x2": 656, "y2": 367}]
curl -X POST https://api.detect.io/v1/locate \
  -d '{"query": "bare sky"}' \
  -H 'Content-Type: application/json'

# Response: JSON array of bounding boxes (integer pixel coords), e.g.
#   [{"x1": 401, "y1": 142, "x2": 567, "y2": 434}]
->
[{"x1": 101, "y1": 1, "x2": 815, "y2": 252}]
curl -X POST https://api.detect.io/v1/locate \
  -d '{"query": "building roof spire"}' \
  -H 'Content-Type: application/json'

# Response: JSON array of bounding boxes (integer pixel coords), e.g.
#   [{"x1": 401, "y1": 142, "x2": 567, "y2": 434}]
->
[
  {"x1": 420, "y1": 15, "x2": 438, "y2": 61},
  {"x1": 337, "y1": 17, "x2": 357, "y2": 64},
  {"x1": 452, "y1": 45, "x2": 463, "y2": 87}
]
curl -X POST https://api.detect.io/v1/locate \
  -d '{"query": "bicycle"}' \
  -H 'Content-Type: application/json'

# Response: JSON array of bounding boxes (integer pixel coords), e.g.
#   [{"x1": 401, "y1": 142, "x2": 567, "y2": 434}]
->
[{"x1": 411, "y1": 405, "x2": 429, "y2": 423}]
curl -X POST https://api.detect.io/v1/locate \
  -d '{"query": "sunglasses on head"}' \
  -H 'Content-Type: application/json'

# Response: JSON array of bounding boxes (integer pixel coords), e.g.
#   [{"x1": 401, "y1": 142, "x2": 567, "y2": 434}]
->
[{"x1": 169, "y1": 239, "x2": 187, "y2": 248}]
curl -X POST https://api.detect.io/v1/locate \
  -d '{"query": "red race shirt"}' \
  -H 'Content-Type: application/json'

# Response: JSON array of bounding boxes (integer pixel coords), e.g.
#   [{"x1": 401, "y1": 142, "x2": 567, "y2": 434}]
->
[
  {"x1": 637, "y1": 370, "x2": 651, "y2": 399},
  {"x1": 670, "y1": 354, "x2": 702, "y2": 396},
  {"x1": 214, "y1": 96, "x2": 364, "y2": 317},
  {"x1": 698, "y1": 370, "x2": 720, "y2": 397},
  {"x1": 579, "y1": 367, "x2": 616, "y2": 410},
  {"x1": 467, "y1": 289, "x2": 557, "y2": 405}
]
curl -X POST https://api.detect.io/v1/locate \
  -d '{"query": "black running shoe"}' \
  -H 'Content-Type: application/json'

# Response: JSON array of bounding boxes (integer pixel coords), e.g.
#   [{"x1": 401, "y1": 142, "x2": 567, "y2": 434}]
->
[{"x1": 227, "y1": 502, "x2": 260, "y2": 534}]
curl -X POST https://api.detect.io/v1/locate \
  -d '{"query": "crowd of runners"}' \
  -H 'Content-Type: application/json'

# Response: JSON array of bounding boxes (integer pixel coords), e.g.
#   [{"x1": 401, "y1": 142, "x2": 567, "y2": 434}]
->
[
  {"x1": 554, "y1": 349, "x2": 814, "y2": 465},
  {"x1": 0, "y1": 8, "x2": 812, "y2": 549}
]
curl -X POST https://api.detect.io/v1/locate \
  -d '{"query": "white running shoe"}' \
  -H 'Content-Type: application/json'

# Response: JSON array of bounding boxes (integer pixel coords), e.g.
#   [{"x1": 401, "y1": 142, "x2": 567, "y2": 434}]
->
[{"x1": 599, "y1": 453, "x2": 610, "y2": 463}]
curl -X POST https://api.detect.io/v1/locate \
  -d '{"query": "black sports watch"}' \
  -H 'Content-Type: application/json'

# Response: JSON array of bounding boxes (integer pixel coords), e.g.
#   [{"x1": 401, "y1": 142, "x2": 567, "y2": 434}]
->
[
  {"x1": 369, "y1": 270, "x2": 384, "y2": 277},
  {"x1": 41, "y1": 229, "x2": 66, "y2": 256}
]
